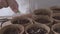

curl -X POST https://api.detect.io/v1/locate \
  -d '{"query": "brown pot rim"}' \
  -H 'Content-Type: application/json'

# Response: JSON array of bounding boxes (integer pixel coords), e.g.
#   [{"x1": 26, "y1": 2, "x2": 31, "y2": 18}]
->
[
  {"x1": 32, "y1": 8, "x2": 53, "y2": 17},
  {"x1": 52, "y1": 23, "x2": 60, "y2": 34},
  {"x1": 53, "y1": 13, "x2": 60, "y2": 21},
  {"x1": 25, "y1": 23, "x2": 50, "y2": 34},
  {"x1": 0, "y1": 24, "x2": 24, "y2": 34},
  {"x1": 50, "y1": 6, "x2": 60, "y2": 10},
  {"x1": 32, "y1": 16, "x2": 53, "y2": 25},
  {"x1": 11, "y1": 16, "x2": 33, "y2": 26}
]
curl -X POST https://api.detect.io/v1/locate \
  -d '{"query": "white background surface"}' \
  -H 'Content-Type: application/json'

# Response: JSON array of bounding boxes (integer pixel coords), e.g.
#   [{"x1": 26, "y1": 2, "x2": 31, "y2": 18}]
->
[{"x1": 0, "y1": 0, "x2": 60, "y2": 16}]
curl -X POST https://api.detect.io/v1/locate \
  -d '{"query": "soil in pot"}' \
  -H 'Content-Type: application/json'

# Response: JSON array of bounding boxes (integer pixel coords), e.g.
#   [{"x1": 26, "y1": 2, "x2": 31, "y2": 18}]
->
[
  {"x1": 3, "y1": 27, "x2": 20, "y2": 34},
  {"x1": 35, "y1": 18, "x2": 50, "y2": 24},
  {"x1": 51, "y1": 9, "x2": 60, "y2": 13},
  {"x1": 54, "y1": 27, "x2": 60, "y2": 33},
  {"x1": 12, "y1": 18, "x2": 30, "y2": 24},
  {"x1": 34, "y1": 10, "x2": 50, "y2": 16},
  {"x1": 23, "y1": 31, "x2": 26, "y2": 34},
  {"x1": 34, "y1": 9, "x2": 51, "y2": 17},
  {"x1": 53, "y1": 16, "x2": 60, "y2": 20},
  {"x1": 27, "y1": 26, "x2": 47, "y2": 34}
]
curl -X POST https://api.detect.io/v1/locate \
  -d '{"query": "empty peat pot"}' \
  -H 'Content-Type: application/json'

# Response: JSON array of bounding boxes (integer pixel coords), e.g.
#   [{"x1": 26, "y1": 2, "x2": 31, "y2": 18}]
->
[
  {"x1": 11, "y1": 16, "x2": 33, "y2": 26},
  {"x1": 0, "y1": 24, "x2": 24, "y2": 34},
  {"x1": 50, "y1": 6, "x2": 60, "y2": 13},
  {"x1": 33, "y1": 16, "x2": 53, "y2": 26},
  {"x1": 32, "y1": 8, "x2": 52, "y2": 17},
  {"x1": 25, "y1": 23, "x2": 50, "y2": 34},
  {"x1": 52, "y1": 23, "x2": 60, "y2": 34},
  {"x1": 53, "y1": 13, "x2": 60, "y2": 23}
]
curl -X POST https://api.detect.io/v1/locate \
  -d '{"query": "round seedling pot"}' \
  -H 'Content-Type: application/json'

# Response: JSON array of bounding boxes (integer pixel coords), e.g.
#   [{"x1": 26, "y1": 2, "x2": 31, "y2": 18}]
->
[
  {"x1": 25, "y1": 23, "x2": 50, "y2": 34},
  {"x1": 52, "y1": 23, "x2": 60, "y2": 34},
  {"x1": 32, "y1": 8, "x2": 53, "y2": 18},
  {"x1": 11, "y1": 16, "x2": 33, "y2": 27},
  {"x1": 52, "y1": 13, "x2": 60, "y2": 23},
  {"x1": 50, "y1": 6, "x2": 60, "y2": 13},
  {"x1": 32, "y1": 16, "x2": 53, "y2": 26},
  {"x1": 0, "y1": 24, "x2": 24, "y2": 34}
]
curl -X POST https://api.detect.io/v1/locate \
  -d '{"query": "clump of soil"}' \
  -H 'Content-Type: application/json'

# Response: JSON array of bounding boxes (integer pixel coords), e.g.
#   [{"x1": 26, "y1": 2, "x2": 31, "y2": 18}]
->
[
  {"x1": 53, "y1": 16, "x2": 60, "y2": 20},
  {"x1": 27, "y1": 27, "x2": 47, "y2": 34},
  {"x1": 54, "y1": 28, "x2": 60, "y2": 33},
  {"x1": 35, "y1": 18, "x2": 50, "y2": 24},
  {"x1": 3, "y1": 28, "x2": 20, "y2": 34},
  {"x1": 12, "y1": 18, "x2": 30, "y2": 24}
]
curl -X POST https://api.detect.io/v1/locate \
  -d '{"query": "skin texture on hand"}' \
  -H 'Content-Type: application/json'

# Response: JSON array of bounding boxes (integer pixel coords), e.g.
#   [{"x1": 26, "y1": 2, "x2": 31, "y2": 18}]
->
[
  {"x1": 0, "y1": 0, "x2": 19, "y2": 13},
  {"x1": 0, "y1": 0, "x2": 3, "y2": 8},
  {"x1": 7, "y1": 0, "x2": 19, "y2": 13},
  {"x1": 1, "y1": 0, "x2": 8, "y2": 7}
]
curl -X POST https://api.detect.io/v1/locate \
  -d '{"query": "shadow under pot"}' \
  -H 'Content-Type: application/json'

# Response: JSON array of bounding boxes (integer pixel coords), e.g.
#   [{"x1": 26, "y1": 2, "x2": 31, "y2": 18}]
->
[
  {"x1": 11, "y1": 16, "x2": 33, "y2": 27},
  {"x1": 25, "y1": 23, "x2": 50, "y2": 34},
  {"x1": 32, "y1": 8, "x2": 52, "y2": 17},
  {"x1": 33, "y1": 16, "x2": 53, "y2": 26},
  {"x1": 53, "y1": 13, "x2": 60, "y2": 23},
  {"x1": 52, "y1": 23, "x2": 60, "y2": 34},
  {"x1": 50, "y1": 6, "x2": 60, "y2": 13},
  {"x1": 0, "y1": 24, "x2": 24, "y2": 34}
]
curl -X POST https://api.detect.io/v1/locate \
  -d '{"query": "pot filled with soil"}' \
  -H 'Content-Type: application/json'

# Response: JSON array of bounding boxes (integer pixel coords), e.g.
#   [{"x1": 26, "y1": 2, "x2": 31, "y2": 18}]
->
[
  {"x1": 52, "y1": 13, "x2": 60, "y2": 23},
  {"x1": 32, "y1": 16, "x2": 53, "y2": 26},
  {"x1": 25, "y1": 23, "x2": 50, "y2": 34},
  {"x1": 32, "y1": 8, "x2": 52, "y2": 18},
  {"x1": 50, "y1": 6, "x2": 60, "y2": 13},
  {"x1": 0, "y1": 24, "x2": 24, "y2": 34},
  {"x1": 11, "y1": 16, "x2": 33, "y2": 27},
  {"x1": 52, "y1": 23, "x2": 60, "y2": 34}
]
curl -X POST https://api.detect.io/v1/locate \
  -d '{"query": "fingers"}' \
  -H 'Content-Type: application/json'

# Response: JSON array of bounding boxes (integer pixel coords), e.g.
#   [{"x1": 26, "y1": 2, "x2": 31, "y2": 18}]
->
[
  {"x1": 7, "y1": 0, "x2": 19, "y2": 13},
  {"x1": 1, "y1": 0, "x2": 8, "y2": 8},
  {"x1": 0, "y1": 0, "x2": 3, "y2": 9},
  {"x1": 0, "y1": 3, "x2": 3, "y2": 9},
  {"x1": 0, "y1": 0, "x2": 18, "y2": 13}
]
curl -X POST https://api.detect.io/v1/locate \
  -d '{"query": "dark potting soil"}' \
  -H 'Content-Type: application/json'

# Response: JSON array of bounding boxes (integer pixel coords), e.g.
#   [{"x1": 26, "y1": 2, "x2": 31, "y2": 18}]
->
[
  {"x1": 34, "y1": 10, "x2": 50, "y2": 16},
  {"x1": 12, "y1": 19, "x2": 29, "y2": 24},
  {"x1": 52, "y1": 9, "x2": 60, "y2": 13},
  {"x1": 12, "y1": 19, "x2": 18, "y2": 24},
  {"x1": 54, "y1": 28, "x2": 60, "y2": 33},
  {"x1": 27, "y1": 27, "x2": 47, "y2": 34},
  {"x1": 23, "y1": 31, "x2": 26, "y2": 34},
  {"x1": 35, "y1": 18, "x2": 50, "y2": 24},
  {"x1": 34, "y1": 11, "x2": 49, "y2": 16},
  {"x1": 53, "y1": 16, "x2": 60, "y2": 20},
  {"x1": 3, "y1": 28, "x2": 20, "y2": 34},
  {"x1": 52, "y1": 21, "x2": 57, "y2": 25}
]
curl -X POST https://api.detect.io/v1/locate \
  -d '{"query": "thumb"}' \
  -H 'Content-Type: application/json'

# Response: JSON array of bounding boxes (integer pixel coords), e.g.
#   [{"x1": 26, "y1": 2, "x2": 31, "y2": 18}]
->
[{"x1": 7, "y1": 0, "x2": 19, "y2": 13}]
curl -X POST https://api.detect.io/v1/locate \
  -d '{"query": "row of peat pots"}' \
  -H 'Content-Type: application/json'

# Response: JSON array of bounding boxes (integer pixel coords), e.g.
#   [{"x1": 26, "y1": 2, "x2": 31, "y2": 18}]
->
[{"x1": 0, "y1": 6, "x2": 60, "y2": 34}]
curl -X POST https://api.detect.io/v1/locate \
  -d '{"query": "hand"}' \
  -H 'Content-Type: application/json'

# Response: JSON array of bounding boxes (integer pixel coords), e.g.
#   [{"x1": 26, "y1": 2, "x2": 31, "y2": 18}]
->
[{"x1": 0, "y1": 0, "x2": 19, "y2": 13}]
